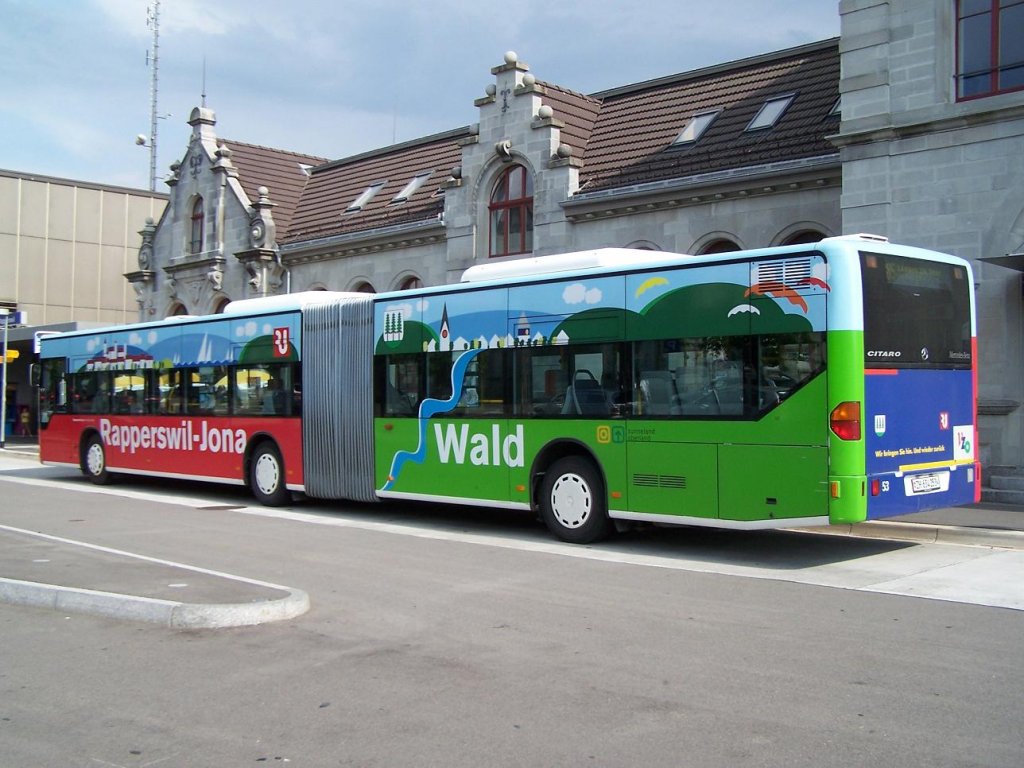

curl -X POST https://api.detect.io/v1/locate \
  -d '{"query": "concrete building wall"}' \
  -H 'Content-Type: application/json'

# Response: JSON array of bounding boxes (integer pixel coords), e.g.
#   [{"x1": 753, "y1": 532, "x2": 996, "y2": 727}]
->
[
  {"x1": 0, "y1": 169, "x2": 166, "y2": 434},
  {"x1": 837, "y1": 0, "x2": 1024, "y2": 467},
  {"x1": 0, "y1": 171, "x2": 166, "y2": 324}
]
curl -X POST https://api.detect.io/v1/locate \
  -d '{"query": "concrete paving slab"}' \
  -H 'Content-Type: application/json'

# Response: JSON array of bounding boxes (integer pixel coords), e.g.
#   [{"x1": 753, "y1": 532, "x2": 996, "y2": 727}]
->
[{"x1": 0, "y1": 524, "x2": 309, "y2": 628}]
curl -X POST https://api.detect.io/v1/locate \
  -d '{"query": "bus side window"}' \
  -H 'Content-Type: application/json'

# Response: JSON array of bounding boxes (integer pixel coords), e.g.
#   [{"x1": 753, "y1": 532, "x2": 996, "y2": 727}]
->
[
  {"x1": 381, "y1": 355, "x2": 421, "y2": 417},
  {"x1": 515, "y1": 348, "x2": 568, "y2": 417},
  {"x1": 159, "y1": 370, "x2": 184, "y2": 414},
  {"x1": 77, "y1": 372, "x2": 111, "y2": 414},
  {"x1": 39, "y1": 358, "x2": 67, "y2": 425},
  {"x1": 291, "y1": 368, "x2": 302, "y2": 417}
]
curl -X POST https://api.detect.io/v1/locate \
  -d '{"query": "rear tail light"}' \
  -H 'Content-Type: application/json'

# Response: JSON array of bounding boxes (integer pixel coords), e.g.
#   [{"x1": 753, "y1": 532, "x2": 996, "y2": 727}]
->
[{"x1": 830, "y1": 401, "x2": 861, "y2": 441}]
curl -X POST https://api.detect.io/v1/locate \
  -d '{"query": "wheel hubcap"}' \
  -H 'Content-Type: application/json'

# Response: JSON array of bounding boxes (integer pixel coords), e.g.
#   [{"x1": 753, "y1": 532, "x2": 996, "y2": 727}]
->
[
  {"x1": 254, "y1": 453, "x2": 280, "y2": 495},
  {"x1": 550, "y1": 472, "x2": 591, "y2": 529},
  {"x1": 87, "y1": 444, "x2": 104, "y2": 476}
]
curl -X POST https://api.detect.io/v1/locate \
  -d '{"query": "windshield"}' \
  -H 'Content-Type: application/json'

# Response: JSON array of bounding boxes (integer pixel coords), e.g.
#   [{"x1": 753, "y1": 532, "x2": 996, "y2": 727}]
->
[{"x1": 860, "y1": 251, "x2": 972, "y2": 369}]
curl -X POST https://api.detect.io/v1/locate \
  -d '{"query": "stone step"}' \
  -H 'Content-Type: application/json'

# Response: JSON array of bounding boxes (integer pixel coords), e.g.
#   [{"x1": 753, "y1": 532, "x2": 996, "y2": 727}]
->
[
  {"x1": 986, "y1": 466, "x2": 1024, "y2": 478},
  {"x1": 990, "y1": 474, "x2": 1024, "y2": 492},
  {"x1": 981, "y1": 487, "x2": 1024, "y2": 505}
]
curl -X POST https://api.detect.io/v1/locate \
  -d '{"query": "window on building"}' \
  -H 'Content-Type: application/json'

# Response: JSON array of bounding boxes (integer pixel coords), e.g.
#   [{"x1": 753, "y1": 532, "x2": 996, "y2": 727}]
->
[
  {"x1": 957, "y1": 0, "x2": 1024, "y2": 100},
  {"x1": 673, "y1": 110, "x2": 721, "y2": 145},
  {"x1": 346, "y1": 181, "x2": 387, "y2": 212},
  {"x1": 697, "y1": 239, "x2": 741, "y2": 255},
  {"x1": 190, "y1": 197, "x2": 204, "y2": 255},
  {"x1": 391, "y1": 172, "x2": 432, "y2": 204},
  {"x1": 354, "y1": 281, "x2": 376, "y2": 294},
  {"x1": 489, "y1": 165, "x2": 534, "y2": 257},
  {"x1": 745, "y1": 94, "x2": 796, "y2": 131},
  {"x1": 399, "y1": 276, "x2": 423, "y2": 291},
  {"x1": 781, "y1": 230, "x2": 825, "y2": 246}
]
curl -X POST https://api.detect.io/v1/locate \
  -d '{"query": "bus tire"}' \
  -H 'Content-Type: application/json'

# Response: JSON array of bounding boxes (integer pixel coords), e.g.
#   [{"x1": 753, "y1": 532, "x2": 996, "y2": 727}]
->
[
  {"x1": 81, "y1": 435, "x2": 111, "y2": 485},
  {"x1": 249, "y1": 442, "x2": 291, "y2": 506},
  {"x1": 539, "y1": 456, "x2": 612, "y2": 544}
]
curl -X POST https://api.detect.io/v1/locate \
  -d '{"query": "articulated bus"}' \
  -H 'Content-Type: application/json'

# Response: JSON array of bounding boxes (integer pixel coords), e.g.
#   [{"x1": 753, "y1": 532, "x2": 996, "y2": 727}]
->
[{"x1": 37, "y1": 235, "x2": 979, "y2": 543}]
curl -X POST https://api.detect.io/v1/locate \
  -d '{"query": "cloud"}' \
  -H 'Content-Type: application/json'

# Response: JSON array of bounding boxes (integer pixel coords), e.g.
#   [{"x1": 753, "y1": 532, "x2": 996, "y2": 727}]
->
[
  {"x1": 386, "y1": 302, "x2": 415, "y2": 320},
  {"x1": 2, "y1": 0, "x2": 838, "y2": 188},
  {"x1": 564, "y1": 283, "x2": 603, "y2": 305}
]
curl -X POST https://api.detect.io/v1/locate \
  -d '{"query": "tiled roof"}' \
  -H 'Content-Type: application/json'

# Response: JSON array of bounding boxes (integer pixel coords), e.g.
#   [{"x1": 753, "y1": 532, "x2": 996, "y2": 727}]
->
[
  {"x1": 283, "y1": 127, "x2": 469, "y2": 244},
  {"x1": 219, "y1": 140, "x2": 327, "y2": 237},
  {"x1": 578, "y1": 39, "x2": 839, "y2": 193},
  {"x1": 282, "y1": 39, "x2": 839, "y2": 246},
  {"x1": 534, "y1": 82, "x2": 602, "y2": 160}
]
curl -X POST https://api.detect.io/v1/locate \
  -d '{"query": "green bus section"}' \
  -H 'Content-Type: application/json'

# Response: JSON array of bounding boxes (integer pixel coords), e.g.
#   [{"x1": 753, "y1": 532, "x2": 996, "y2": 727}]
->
[
  {"x1": 373, "y1": 248, "x2": 836, "y2": 528},
  {"x1": 375, "y1": 369, "x2": 831, "y2": 523},
  {"x1": 825, "y1": 329, "x2": 869, "y2": 525}
]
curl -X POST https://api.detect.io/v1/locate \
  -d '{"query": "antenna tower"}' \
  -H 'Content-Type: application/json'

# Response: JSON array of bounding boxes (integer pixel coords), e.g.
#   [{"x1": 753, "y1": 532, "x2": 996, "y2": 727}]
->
[{"x1": 145, "y1": 1, "x2": 161, "y2": 191}]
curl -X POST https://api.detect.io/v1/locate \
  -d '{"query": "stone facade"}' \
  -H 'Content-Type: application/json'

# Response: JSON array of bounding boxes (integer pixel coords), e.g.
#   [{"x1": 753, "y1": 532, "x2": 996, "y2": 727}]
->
[
  {"x1": 283, "y1": 44, "x2": 841, "y2": 294},
  {"x1": 835, "y1": 0, "x2": 1024, "y2": 467},
  {"x1": 129, "y1": 107, "x2": 324, "y2": 318}
]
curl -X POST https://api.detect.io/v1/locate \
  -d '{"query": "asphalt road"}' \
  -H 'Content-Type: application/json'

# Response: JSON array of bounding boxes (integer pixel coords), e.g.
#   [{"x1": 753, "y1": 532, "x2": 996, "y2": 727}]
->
[{"x1": 1, "y1": 461, "x2": 1023, "y2": 767}]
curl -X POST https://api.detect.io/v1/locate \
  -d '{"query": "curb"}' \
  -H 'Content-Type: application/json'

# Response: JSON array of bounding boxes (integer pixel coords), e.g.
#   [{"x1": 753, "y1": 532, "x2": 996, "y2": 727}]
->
[
  {"x1": 791, "y1": 521, "x2": 1024, "y2": 550},
  {"x1": 0, "y1": 577, "x2": 310, "y2": 629}
]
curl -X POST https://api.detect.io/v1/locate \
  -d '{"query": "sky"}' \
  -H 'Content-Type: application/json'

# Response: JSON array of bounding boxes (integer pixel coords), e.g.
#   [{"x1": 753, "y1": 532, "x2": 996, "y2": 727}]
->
[{"x1": 0, "y1": 0, "x2": 839, "y2": 192}]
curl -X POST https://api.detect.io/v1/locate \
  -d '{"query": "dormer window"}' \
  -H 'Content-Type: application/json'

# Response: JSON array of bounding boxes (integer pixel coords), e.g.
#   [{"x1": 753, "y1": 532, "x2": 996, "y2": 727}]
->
[
  {"x1": 745, "y1": 94, "x2": 796, "y2": 131},
  {"x1": 391, "y1": 172, "x2": 432, "y2": 204},
  {"x1": 673, "y1": 110, "x2": 721, "y2": 145},
  {"x1": 346, "y1": 181, "x2": 386, "y2": 213},
  {"x1": 828, "y1": 96, "x2": 841, "y2": 118},
  {"x1": 189, "y1": 197, "x2": 204, "y2": 255}
]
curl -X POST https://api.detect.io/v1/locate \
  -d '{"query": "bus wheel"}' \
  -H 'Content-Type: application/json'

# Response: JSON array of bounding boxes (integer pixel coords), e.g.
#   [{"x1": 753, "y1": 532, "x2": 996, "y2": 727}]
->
[
  {"x1": 81, "y1": 435, "x2": 111, "y2": 485},
  {"x1": 539, "y1": 456, "x2": 612, "y2": 544},
  {"x1": 249, "y1": 442, "x2": 291, "y2": 506}
]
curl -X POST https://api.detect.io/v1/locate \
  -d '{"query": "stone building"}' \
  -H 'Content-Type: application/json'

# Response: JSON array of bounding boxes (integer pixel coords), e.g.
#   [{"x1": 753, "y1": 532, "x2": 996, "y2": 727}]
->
[
  {"x1": 835, "y1": 0, "x2": 1024, "y2": 469},
  {"x1": 126, "y1": 106, "x2": 326, "y2": 318},
  {"x1": 281, "y1": 39, "x2": 840, "y2": 290},
  {"x1": 133, "y1": 3, "x2": 1024, "y2": 471}
]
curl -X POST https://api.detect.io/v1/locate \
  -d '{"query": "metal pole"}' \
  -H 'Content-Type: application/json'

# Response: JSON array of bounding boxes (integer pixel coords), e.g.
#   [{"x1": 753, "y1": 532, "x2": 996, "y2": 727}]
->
[
  {"x1": 147, "y1": 0, "x2": 161, "y2": 191},
  {"x1": 1, "y1": 309, "x2": 9, "y2": 449}
]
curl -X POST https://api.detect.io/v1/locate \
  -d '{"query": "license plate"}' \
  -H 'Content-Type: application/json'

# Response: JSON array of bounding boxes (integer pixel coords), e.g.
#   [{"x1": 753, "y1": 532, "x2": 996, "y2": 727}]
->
[{"x1": 910, "y1": 473, "x2": 942, "y2": 493}]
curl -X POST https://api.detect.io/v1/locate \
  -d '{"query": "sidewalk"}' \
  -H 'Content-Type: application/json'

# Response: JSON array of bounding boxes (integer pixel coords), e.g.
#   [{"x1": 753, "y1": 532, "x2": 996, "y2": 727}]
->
[
  {"x1": 0, "y1": 525, "x2": 310, "y2": 629},
  {"x1": 0, "y1": 437, "x2": 310, "y2": 627}
]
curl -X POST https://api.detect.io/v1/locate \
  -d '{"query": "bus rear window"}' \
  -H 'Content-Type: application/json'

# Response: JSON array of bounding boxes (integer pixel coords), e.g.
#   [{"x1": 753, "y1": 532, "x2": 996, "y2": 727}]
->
[{"x1": 861, "y1": 251, "x2": 972, "y2": 368}]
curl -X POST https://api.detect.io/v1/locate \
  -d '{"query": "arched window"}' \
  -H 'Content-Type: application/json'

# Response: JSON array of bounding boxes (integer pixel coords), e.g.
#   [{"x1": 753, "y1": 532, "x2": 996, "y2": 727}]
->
[
  {"x1": 781, "y1": 230, "x2": 825, "y2": 246},
  {"x1": 697, "y1": 238, "x2": 741, "y2": 255},
  {"x1": 213, "y1": 298, "x2": 231, "y2": 314},
  {"x1": 354, "y1": 281, "x2": 376, "y2": 294},
  {"x1": 170, "y1": 303, "x2": 188, "y2": 316},
  {"x1": 399, "y1": 276, "x2": 423, "y2": 291},
  {"x1": 489, "y1": 165, "x2": 533, "y2": 257},
  {"x1": 190, "y1": 198, "x2": 204, "y2": 255}
]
